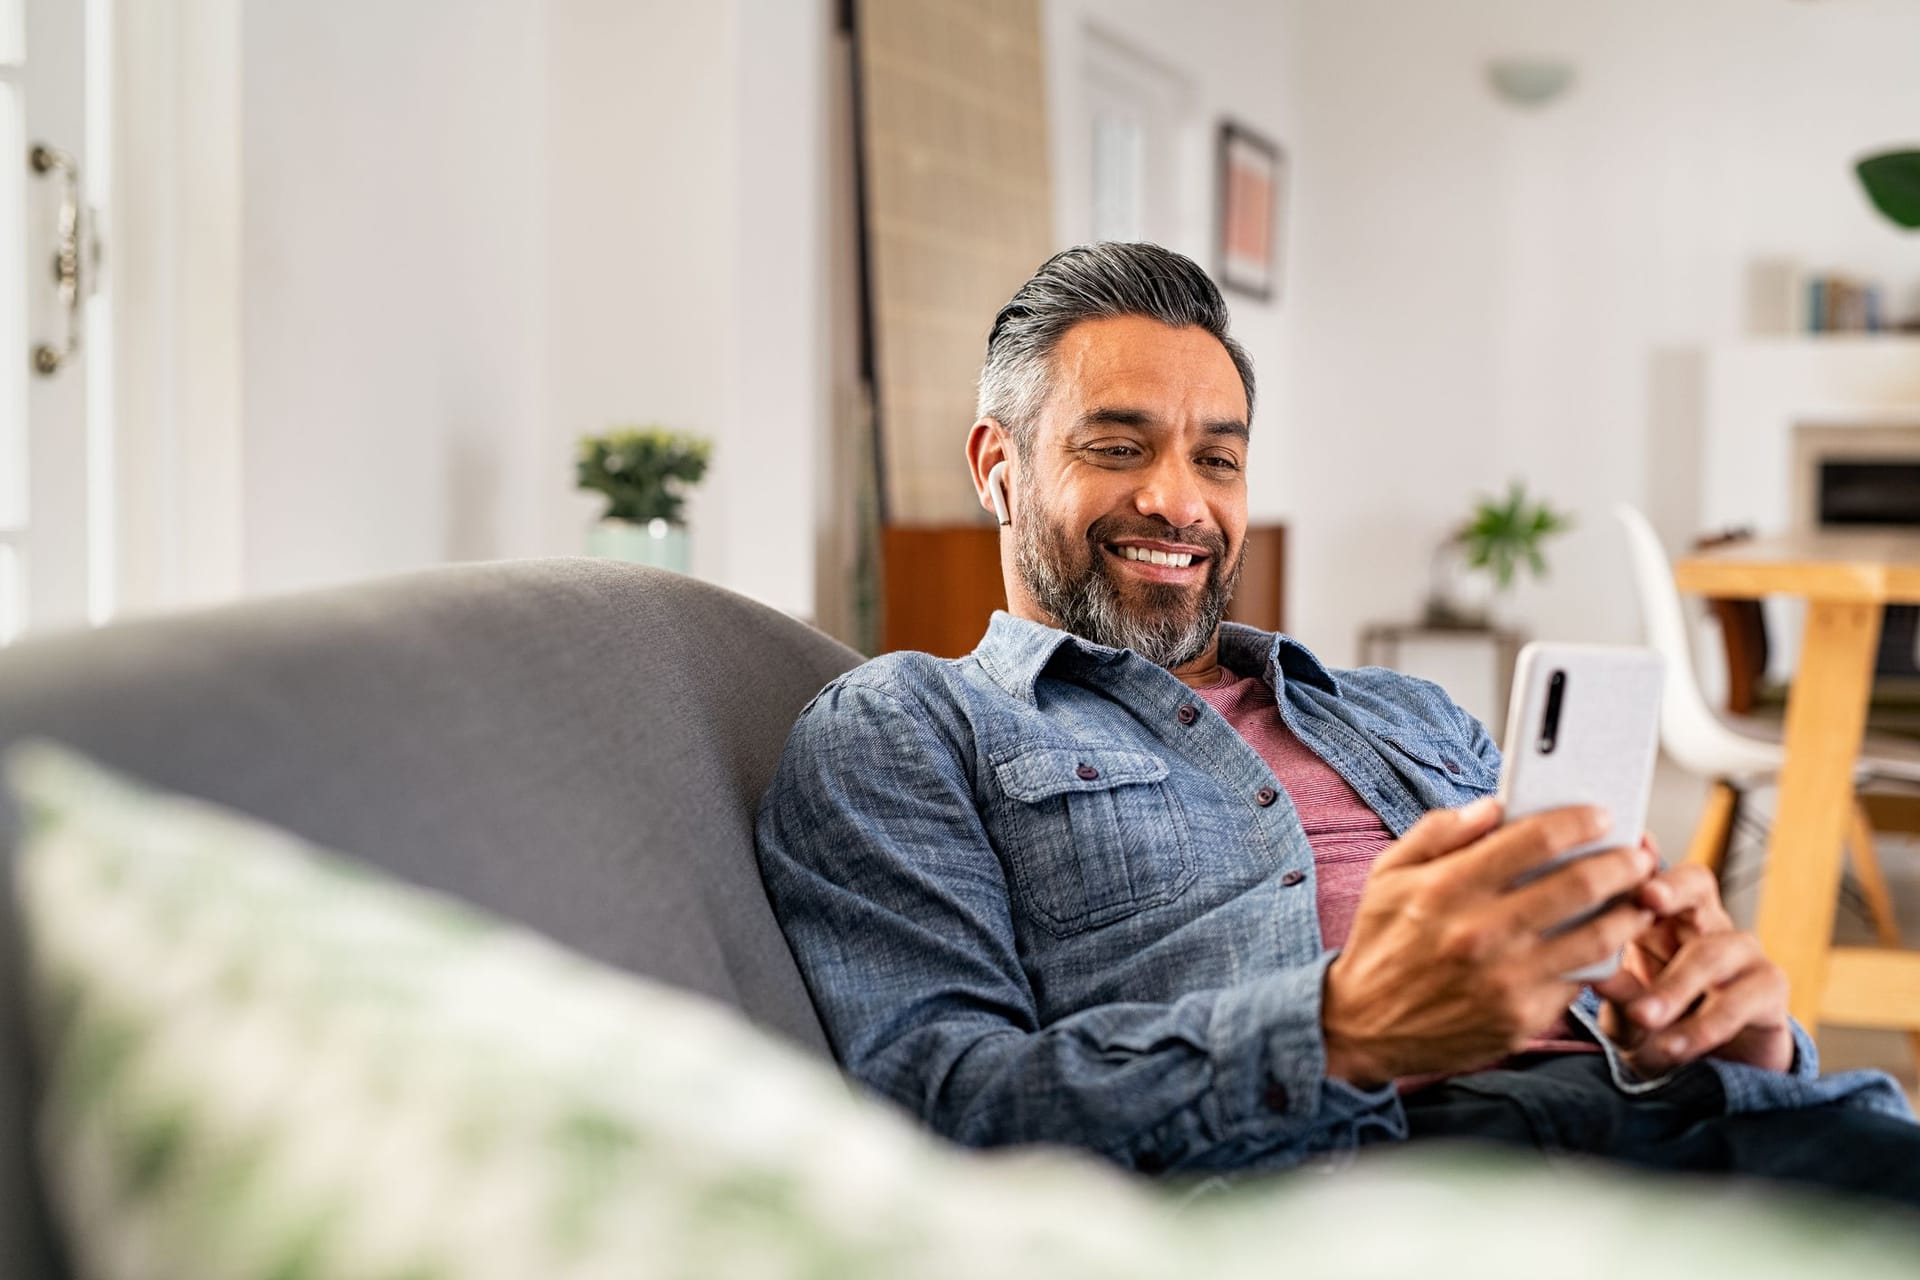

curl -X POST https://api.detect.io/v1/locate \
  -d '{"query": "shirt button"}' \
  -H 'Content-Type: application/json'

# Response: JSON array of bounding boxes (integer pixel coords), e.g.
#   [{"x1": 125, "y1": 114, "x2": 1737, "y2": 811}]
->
[
  {"x1": 1075, "y1": 763, "x2": 1100, "y2": 781},
  {"x1": 1263, "y1": 1081, "x2": 1291, "y2": 1112},
  {"x1": 1444, "y1": 759, "x2": 1462, "y2": 775},
  {"x1": 1280, "y1": 869, "x2": 1306, "y2": 887},
  {"x1": 1176, "y1": 704, "x2": 1198, "y2": 725},
  {"x1": 1256, "y1": 786, "x2": 1278, "y2": 806}
]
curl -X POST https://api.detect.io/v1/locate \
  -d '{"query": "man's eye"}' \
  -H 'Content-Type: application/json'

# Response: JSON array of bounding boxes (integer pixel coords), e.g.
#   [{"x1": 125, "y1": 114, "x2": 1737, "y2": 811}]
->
[
  {"x1": 1094, "y1": 445, "x2": 1142, "y2": 460},
  {"x1": 1200, "y1": 455, "x2": 1243, "y2": 471}
]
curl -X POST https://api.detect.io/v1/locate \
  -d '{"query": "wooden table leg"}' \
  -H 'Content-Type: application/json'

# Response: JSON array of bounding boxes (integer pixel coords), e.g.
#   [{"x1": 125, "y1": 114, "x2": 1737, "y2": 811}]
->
[{"x1": 1758, "y1": 600, "x2": 1883, "y2": 1029}]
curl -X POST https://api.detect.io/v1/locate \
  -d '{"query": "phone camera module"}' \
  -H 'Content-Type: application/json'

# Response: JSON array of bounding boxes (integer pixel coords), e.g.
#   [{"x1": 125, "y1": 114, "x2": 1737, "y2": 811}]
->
[{"x1": 1538, "y1": 670, "x2": 1566, "y2": 754}]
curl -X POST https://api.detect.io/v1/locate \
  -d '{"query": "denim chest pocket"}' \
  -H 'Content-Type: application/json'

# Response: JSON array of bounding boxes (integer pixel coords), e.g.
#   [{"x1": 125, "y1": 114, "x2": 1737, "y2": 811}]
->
[
  {"x1": 991, "y1": 747, "x2": 1197, "y2": 937},
  {"x1": 1377, "y1": 730, "x2": 1499, "y2": 797}
]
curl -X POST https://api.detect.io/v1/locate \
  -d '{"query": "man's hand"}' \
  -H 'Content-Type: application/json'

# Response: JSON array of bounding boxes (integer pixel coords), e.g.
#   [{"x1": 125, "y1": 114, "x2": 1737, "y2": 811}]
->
[
  {"x1": 1323, "y1": 797, "x2": 1656, "y2": 1086},
  {"x1": 1591, "y1": 856, "x2": 1794, "y2": 1076}
]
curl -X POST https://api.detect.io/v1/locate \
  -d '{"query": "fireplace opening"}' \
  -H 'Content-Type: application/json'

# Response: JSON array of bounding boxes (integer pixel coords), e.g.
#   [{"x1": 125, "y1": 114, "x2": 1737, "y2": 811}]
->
[
  {"x1": 1818, "y1": 460, "x2": 1920, "y2": 527},
  {"x1": 1816, "y1": 457, "x2": 1920, "y2": 677}
]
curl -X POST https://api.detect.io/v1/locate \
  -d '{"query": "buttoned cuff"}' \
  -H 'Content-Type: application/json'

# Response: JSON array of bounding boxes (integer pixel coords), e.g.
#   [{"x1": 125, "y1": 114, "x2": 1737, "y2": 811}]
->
[
  {"x1": 1206, "y1": 952, "x2": 1402, "y2": 1144},
  {"x1": 1785, "y1": 1016, "x2": 1820, "y2": 1078}
]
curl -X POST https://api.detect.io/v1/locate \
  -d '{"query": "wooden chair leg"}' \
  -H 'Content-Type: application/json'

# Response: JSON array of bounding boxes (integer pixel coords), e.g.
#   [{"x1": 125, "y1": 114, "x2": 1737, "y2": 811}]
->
[
  {"x1": 1684, "y1": 780, "x2": 1738, "y2": 878},
  {"x1": 1846, "y1": 801, "x2": 1920, "y2": 1071}
]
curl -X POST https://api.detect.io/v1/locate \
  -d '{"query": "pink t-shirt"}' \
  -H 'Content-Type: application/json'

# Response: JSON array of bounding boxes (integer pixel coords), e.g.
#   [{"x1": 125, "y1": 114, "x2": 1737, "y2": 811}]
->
[
  {"x1": 1192, "y1": 670, "x2": 1376, "y2": 950},
  {"x1": 1191, "y1": 668, "x2": 1595, "y2": 1082}
]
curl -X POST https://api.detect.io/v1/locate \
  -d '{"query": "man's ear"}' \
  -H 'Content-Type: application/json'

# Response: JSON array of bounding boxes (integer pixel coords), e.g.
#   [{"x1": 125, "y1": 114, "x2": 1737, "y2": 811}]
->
[{"x1": 965, "y1": 419, "x2": 1015, "y2": 527}]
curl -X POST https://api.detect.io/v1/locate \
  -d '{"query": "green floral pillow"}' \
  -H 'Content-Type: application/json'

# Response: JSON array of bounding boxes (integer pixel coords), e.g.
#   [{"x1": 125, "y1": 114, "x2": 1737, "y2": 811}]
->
[
  {"x1": 8, "y1": 743, "x2": 1180, "y2": 1280},
  {"x1": 9, "y1": 742, "x2": 1920, "y2": 1280}
]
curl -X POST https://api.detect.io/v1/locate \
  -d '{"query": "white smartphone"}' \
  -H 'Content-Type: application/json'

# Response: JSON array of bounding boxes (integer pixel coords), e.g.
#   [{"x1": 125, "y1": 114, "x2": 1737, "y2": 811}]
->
[{"x1": 1497, "y1": 642, "x2": 1666, "y2": 982}]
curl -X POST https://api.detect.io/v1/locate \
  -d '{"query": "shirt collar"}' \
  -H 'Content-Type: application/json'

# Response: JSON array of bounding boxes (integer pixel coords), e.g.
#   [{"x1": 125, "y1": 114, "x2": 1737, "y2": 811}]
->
[{"x1": 974, "y1": 612, "x2": 1343, "y2": 704}]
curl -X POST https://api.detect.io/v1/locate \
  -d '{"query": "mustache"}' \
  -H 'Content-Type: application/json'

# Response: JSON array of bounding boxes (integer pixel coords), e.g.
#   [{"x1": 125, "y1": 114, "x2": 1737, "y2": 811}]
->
[{"x1": 1084, "y1": 514, "x2": 1228, "y2": 560}]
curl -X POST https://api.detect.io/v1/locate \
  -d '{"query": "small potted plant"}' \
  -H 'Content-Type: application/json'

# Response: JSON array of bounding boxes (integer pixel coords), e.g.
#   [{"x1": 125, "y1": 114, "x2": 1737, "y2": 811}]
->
[
  {"x1": 1426, "y1": 480, "x2": 1573, "y2": 628},
  {"x1": 576, "y1": 426, "x2": 712, "y2": 574}
]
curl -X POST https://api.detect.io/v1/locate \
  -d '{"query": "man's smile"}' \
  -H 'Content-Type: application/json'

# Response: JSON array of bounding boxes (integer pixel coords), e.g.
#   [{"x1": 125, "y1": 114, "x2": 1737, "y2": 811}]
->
[{"x1": 1102, "y1": 538, "x2": 1211, "y2": 583}]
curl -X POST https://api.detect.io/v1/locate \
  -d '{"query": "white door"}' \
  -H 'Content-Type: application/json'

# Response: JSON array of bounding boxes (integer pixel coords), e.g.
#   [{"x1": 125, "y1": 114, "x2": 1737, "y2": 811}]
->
[{"x1": 1, "y1": 0, "x2": 102, "y2": 643}]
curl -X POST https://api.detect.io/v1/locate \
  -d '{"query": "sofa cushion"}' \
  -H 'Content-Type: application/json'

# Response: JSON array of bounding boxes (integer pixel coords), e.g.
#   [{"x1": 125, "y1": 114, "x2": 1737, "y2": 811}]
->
[
  {"x1": 11, "y1": 743, "x2": 1188, "y2": 1279},
  {"x1": 0, "y1": 559, "x2": 862, "y2": 1280}
]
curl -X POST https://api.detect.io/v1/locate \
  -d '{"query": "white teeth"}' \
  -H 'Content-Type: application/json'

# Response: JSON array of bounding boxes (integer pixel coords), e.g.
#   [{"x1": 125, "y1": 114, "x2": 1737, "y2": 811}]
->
[{"x1": 1117, "y1": 546, "x2": 1194, "y2": 568}]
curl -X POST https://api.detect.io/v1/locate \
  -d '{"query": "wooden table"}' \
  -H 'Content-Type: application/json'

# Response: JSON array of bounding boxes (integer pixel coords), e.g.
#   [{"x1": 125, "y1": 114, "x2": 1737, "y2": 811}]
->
[{"x1": 1674, "y1": 532, "x2": 1920, "y2": 1033}]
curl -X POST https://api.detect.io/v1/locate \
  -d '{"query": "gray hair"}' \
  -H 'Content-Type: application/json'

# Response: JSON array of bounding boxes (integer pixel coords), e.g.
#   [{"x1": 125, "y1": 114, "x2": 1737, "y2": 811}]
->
[{"x1": 976, "y1": 242, "x2": 1256, "y2": 450}]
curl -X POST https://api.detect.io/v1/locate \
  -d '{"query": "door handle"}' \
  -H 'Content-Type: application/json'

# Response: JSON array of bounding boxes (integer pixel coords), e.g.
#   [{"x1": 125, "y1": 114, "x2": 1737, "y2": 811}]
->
[{"x1": 29, "y1": 142, "x2": 86, "y2": 377}]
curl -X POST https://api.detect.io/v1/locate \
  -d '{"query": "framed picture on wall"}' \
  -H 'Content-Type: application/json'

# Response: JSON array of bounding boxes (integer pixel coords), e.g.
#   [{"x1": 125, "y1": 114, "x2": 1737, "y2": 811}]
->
[{"x1": 1216, "y1": 120, "x2": 1284, "y2": 302}]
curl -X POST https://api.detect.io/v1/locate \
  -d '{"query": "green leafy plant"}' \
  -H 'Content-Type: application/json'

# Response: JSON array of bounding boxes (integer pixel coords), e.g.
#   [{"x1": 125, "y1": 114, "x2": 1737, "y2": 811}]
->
[
  {"x1": 1857, "y1": 150, "x2": 1920, "y2": 230},
  {"x1": 576, "y1": 427, "x2": 712, "y2": 525},
  {"x1": 1458, "y1": 481, "x2": 1573, "y2": 591}
]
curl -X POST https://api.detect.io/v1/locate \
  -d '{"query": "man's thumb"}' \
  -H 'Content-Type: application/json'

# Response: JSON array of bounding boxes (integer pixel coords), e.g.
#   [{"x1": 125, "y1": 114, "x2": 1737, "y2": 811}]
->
[{"x1": 1377, "y1": 796, "x2": 1502, "y2": 869}]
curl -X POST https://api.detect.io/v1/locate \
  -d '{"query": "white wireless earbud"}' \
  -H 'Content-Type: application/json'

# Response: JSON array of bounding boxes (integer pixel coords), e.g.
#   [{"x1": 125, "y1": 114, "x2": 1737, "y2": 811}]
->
[{"x1": 986, "y1": 461, "x2": 1012, "y2": 526}]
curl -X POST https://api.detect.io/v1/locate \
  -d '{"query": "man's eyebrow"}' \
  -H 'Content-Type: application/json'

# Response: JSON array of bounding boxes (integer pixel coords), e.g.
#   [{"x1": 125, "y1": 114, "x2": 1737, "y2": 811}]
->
[
  {"x1": 1073, "y1": 406, "x2": 1156, "y2": 430},
  {"x1": 1071, "y1": 407, "x2": 1249, "y2": 440}
]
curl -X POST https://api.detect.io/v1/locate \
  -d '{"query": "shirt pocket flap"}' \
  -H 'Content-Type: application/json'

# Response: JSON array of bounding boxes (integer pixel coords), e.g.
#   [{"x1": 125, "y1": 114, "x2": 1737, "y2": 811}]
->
[
  {"x1": 1377, "y1": 730, "x2": 1497, "y2": 788},
  {"x1": 994, "y1": 748, "x2": 1171, "y2": 803}
]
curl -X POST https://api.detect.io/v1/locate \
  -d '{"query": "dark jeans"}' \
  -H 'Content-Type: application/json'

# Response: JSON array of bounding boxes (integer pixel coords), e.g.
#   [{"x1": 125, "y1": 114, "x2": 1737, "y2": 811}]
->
[{"x1": 1401, "y1": 1052, "x2": 1920, "y2": 1211}]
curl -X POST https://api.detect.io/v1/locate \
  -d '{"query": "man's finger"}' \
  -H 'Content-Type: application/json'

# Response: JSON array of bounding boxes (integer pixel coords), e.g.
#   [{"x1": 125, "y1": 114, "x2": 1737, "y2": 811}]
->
[
  {"x1": 1438, "y1": 805, "x2": 1612, "y2": 896},
  {"x1": 1487, "y1": 844, "x2": 1655, "y2": 937},
  {"x1": 1591, "y1": 965, "x2": 1653, "y2": 1049},
  {"x1": 1625, "y1": 932, "x2": 1760, "y2": 1030},
  {"x1": 1530, "y1": 899, "x2": 1654, "y2": 978},
  {"x1": 1635, "y1": 863, "x2": 1733, "y2": 930},
  {"x1": 1590, "y1": 966, "x2": 1650, "y2": 1008},
  {"x1": 1633, "y1": 967, "x2": 1786, "y2": 1073},
  {"x1": 1372, "y1": 796, "x2": 1504, "y2": 870}
]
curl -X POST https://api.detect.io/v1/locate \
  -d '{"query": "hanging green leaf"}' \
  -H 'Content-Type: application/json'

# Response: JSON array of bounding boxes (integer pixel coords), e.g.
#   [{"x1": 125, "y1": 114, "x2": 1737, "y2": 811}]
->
[{"x1": 1857, "y1": 150, "x2": 1920, "y2": 231}]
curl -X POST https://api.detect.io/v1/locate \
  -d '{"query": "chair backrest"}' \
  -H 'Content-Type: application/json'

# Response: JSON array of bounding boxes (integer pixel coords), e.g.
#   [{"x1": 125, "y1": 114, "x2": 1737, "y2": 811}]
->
[
  {"x1": 1613, "y1": 505, "x2": 1768, "y2": 778},
  {"x1": 0, "y1": 558, "x2": 863, "y2": 1280}
]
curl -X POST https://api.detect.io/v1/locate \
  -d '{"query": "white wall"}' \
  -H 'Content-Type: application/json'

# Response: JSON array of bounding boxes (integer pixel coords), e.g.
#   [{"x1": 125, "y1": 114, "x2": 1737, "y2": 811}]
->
[
  {"x1": 1282, "y1": 0, "x2": 1920, "y2": 665},
  {"x1": 238, "y1": 0, "x2": 830, "y2": 622},
  {"x1": 241, "y1": 0, "x2": 547, "y2": 596}
]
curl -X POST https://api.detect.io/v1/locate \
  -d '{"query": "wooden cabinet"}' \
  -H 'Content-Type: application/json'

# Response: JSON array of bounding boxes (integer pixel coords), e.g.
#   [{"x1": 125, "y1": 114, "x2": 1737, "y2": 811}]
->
[{"x1": 881, "y1": 524, "x2": 1287, "y2": 657}]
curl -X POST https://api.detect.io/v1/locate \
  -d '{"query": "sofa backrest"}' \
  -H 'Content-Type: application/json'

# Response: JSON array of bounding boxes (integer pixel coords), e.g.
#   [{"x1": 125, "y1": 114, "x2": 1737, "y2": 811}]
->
[{"x1": 0, "y1": 558, "x2": 863, "y2": 1280}]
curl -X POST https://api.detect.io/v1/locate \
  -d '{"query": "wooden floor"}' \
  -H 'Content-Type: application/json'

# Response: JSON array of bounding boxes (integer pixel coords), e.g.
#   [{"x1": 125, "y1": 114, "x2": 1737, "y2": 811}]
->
[{"x1": 1646, "y1": 760, "x2": 1920, "y2": 1102}]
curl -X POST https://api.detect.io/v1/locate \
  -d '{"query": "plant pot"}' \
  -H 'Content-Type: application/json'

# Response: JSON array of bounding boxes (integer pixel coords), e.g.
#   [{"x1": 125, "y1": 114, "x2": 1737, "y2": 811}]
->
[
  {"x1": 1424, "y1": 538, "x2": 1494, "y2": 629},
  {"x1": 586, "y1": 517, "x2": 690, "y2": 574}
]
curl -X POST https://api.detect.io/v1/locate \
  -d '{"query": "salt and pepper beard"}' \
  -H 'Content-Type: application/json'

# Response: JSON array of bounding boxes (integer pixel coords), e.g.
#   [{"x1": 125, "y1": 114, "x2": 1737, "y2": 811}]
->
[{"x1": 1012, "y1": 467, "x2": 1245, "y2": 671}]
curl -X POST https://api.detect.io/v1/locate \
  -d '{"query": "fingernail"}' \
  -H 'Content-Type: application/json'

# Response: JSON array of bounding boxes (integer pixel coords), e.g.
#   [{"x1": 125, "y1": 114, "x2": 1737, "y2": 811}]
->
[
  {"x1": 1635, "y1": 998, "x2": 1666, "y2": 1024},
  {"x1": 1462, "y1": 796, "x2": 1498, "y2": 822},
  {"x1": 1661, "y1": 1034, "x2": 1687, "y2": 1057},
  {"x1": 1587, "y1": 807, "x2": 1612, "y2": 837},
  {"x1": 1638, "y1": 846, "x2": 1658, "y2": 873}
]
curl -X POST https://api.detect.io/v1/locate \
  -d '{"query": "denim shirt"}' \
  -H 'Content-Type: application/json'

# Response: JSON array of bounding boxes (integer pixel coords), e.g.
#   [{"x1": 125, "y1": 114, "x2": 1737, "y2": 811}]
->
[{"x1": 755, "y1": 613, "x2": 1913, "y2": 1176}]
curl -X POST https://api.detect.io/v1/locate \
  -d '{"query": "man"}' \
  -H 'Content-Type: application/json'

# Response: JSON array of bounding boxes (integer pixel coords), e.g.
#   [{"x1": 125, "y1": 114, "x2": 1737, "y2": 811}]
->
[{"x1": 756, "y1": 242, "x2": 1920, "y2": 1200}]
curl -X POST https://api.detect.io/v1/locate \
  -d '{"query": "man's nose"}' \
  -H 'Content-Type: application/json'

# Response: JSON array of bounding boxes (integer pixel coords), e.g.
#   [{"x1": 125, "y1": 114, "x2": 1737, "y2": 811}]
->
[{"x1": 1132, "y1": 460, "x2": 1207, "y2": 531}]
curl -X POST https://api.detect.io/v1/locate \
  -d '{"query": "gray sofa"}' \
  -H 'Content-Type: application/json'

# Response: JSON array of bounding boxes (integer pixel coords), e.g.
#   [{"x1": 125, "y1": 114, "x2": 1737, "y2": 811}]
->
[{"x1": 0, "y1": 558, "x2": 861, "y2": 1279}]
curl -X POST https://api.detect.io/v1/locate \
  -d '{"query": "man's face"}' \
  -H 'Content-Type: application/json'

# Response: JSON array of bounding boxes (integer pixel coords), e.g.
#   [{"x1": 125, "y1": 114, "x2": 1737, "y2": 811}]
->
[{"x1": 1011, "y1": 315, "x2": 1249, "y2": 670}]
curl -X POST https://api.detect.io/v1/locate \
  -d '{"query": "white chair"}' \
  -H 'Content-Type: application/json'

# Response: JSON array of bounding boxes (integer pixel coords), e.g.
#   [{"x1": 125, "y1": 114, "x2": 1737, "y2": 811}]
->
[{"x1": 1615, "y1": 504, "x2": 1920, "y2": 1061}]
